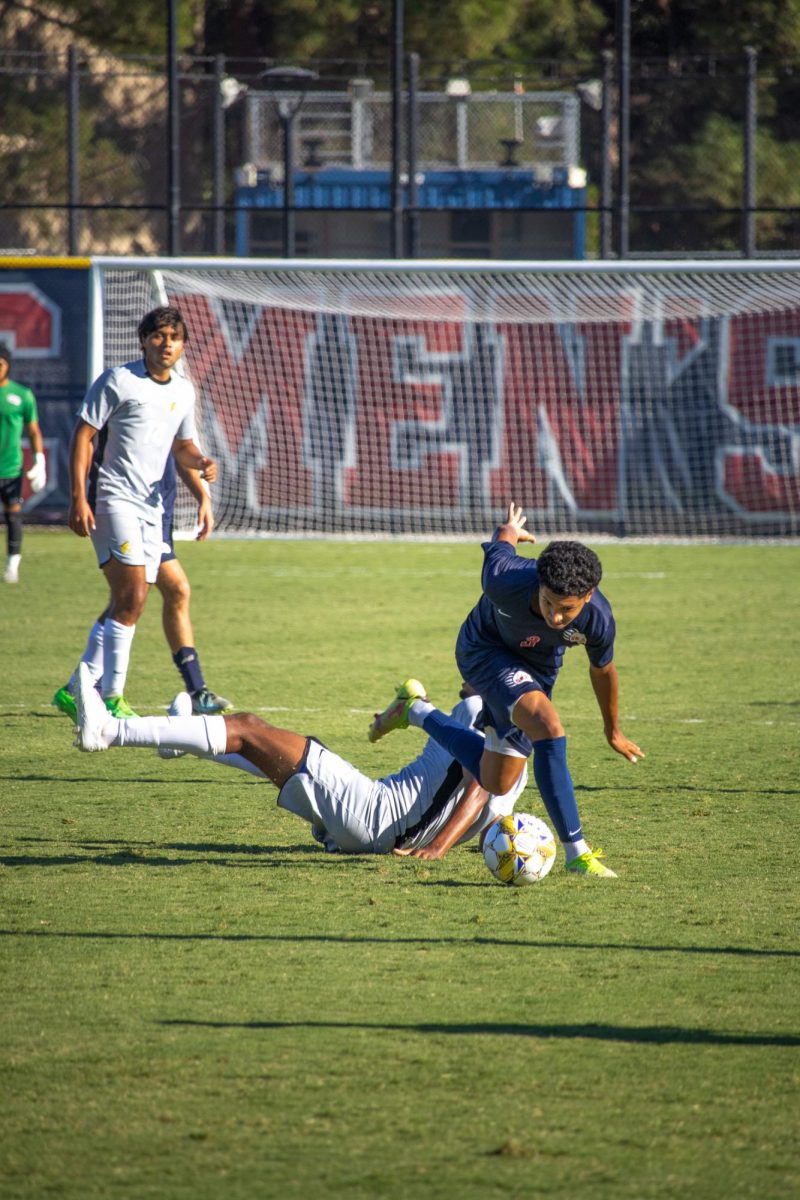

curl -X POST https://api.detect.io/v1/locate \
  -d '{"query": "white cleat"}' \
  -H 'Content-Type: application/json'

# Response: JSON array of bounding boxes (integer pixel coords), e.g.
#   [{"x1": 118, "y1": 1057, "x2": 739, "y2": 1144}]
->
[
  {"x1": 3, "y1": 557, "x2": 20, "y2": 583},
  {"x1": 74, "y1": 662, "x2": 115, "y2": 752},
  {"x1": 158, "y1": 692, "x2": 192, "y2": 759}
]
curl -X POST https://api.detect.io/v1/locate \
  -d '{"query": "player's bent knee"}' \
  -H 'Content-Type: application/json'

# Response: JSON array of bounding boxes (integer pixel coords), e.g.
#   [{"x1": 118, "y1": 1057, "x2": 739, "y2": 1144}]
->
[
  {"x1": 159, "y1": 574, "x2": 190, "y2": 606},
  {"x1": 113, "y1": 591, "x2": 148, "y2": 622},
  {"x1": 479, "y1": 753, "x2": 526, "y2": 795},
  {"x1": 511, "y1": 693, "x2": 564, "y2": 740},
  {"x1": 224, "y1": 711, "x2": 264, "y2": 748}
]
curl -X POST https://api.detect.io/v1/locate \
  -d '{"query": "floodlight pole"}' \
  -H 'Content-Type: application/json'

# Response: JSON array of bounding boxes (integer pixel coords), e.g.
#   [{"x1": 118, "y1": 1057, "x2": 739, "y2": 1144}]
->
[
  {"x1": 406, "y1": 51, "x2": 420, "y2": 258},
  {"x1": 167, "y1": 0, "x2": 180, "y2": 256},
  {"x1": 279, "y1": 105, "x2": 297, "y2": 258},
  {"x1": 213, "y1": 54, "x2": 226, "y2": 255},
  {"x1": 600, "y1": 49, "x2": 613, "y2": 260},
  {"x1": 617, "y1": 0, "x2": 631, "y2": 258},
  {"x1": 262, "y1": 66, "x2": 318, "y2": 258},
  {"x1": 742, "y1": 47, "x2": 757, "y2": 258},
  {"x1": 391, "y1": 0, "x2": 404, "y2": 257},
  {"x1": 67, "y1": 44, "x2": 80, "y2": 256}
]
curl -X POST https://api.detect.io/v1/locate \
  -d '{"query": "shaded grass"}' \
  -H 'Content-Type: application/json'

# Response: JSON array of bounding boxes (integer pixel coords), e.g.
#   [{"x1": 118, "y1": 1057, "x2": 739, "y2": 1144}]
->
[{"x1": 1, "y1": 531, "x2": 798, "y2": 1199}]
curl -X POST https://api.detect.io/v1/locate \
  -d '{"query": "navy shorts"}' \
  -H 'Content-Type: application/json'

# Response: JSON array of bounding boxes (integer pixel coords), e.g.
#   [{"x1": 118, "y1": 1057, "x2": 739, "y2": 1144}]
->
[
  {"x1": 456, "y1": 642, "x2": 555, "y2": 758},
  {"x1": 160, "y1": 512, "x2": 177, "y2": 565},
  {"x1": 0, "y1": 475, "x2": 23, "y2": 508}
]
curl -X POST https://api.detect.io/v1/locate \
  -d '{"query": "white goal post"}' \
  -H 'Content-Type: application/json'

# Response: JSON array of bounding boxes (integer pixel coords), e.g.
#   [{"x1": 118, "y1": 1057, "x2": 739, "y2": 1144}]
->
[{"x1": 89, "y1": 256, "x2": 800, "y2": 540}]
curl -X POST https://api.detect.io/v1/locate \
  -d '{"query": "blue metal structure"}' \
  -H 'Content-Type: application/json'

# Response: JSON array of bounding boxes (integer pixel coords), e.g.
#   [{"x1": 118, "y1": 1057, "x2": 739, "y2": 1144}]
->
[{"x1": 234, "y1": 167, "x2": 586, "y2": 259}]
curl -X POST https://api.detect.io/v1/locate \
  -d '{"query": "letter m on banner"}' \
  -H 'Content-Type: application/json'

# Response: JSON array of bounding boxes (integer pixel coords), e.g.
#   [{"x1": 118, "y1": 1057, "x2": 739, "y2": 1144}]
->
[{"x1": 0, "y1": 285, "x2": 61, "y2": 357}]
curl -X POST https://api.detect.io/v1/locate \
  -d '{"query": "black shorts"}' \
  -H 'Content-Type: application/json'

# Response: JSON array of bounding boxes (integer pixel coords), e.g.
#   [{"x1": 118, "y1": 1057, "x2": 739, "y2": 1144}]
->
[{"x1": 0, "y1": 475, "x2": 23, "y2": 508}]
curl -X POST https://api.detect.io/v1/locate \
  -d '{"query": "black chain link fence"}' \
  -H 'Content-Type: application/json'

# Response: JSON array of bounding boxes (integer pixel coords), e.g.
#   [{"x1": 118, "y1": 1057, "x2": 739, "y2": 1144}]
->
[{"x1": 1, "y1": 49, "x2": 797, "y2": 258}]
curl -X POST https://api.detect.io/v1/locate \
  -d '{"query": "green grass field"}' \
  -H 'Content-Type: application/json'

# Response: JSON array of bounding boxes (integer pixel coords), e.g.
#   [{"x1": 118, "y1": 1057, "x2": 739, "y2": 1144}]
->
[{"x1": 1, "y1": 529, "x2": 798, "y2": 1199}]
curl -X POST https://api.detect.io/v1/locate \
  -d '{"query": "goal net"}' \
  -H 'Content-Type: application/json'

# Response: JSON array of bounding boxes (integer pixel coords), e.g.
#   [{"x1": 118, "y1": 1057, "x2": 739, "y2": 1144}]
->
[{"x1": 91, "y1": 257, "x2": 800, "y2": 540}]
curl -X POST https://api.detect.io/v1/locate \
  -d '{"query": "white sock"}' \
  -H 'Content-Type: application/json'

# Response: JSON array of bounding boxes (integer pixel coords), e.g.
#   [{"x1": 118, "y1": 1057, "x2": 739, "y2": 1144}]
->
[
  {"x1": 215, "y1": 752, "x2": 268, "y2": 778},
  {"x1": 6, "y1": 553, "x2": 20, "y2": 569},
  {"x1": 102, "y1": 619, "x2": 136, "y2": 698},
  {"x1": 563, "y1": 839, "x2": 591, "y2": 862},
  {"x1": 68, "y1": 620, "x2": 105, "y2": 691},
  {"x1": 407, "y1": 699, "x2": 434, "y2": 727},
  {"x1": 113, "y1": 714, "x2": 228, "y2": 756}
]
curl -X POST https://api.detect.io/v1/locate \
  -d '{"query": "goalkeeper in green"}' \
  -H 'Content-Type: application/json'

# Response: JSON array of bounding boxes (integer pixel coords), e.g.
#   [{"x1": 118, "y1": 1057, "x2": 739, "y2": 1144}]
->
[{"x1": 0, "y1": 342, "x2": 46, "y2": 584}]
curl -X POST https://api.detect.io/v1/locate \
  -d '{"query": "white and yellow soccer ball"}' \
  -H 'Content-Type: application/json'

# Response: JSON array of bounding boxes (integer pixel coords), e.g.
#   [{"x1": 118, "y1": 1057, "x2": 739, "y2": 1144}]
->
[{"x1": 482, "y1": 812, "x2": 557, "y2": 885}]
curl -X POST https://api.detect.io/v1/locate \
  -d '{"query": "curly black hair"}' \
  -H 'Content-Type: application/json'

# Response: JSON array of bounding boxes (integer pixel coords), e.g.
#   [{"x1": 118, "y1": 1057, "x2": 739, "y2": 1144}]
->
[
  {"x1": 537, "y1": 540, "x2": 602, "y2": 597},
  {"x1": 138, "y1": 306, "x2": 189, "y2": 345}
]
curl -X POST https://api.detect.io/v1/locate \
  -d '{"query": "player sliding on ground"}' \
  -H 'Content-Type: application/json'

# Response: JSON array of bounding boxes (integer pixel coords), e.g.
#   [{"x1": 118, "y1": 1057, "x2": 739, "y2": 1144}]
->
[
  {"x1": 72, "y1": 664, "x2": 526, "y2": 859},
  {"x1": 369, "y1": 503, "x2": 645, "y2": 878}
]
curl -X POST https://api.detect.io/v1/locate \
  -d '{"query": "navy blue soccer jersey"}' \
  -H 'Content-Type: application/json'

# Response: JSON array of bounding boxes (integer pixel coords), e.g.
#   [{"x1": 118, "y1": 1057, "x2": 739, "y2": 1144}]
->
[{"x1": 457, "y1": 539, "x2": 616, "y2": 694}]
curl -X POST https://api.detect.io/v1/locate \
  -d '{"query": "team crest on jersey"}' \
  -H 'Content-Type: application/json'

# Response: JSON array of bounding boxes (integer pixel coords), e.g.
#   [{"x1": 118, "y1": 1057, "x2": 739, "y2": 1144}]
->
[
  {"x1": 511, "y1": 670, "x2": 533, "y2": 686},
  {"x1": 7, "y1": 394, "x2": 22, "y2": 406},
  {"x1": 519, "y1": 635, "x2": 540, "y2": 649},
  {"x1": 562, "y1": 628, "x2": 587, "y2": 645}
]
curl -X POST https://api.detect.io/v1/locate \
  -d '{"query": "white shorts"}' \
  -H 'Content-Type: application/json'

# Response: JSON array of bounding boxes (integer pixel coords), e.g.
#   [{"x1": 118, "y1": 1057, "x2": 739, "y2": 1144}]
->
[
  {"x1": 483, "y1": 725, "x2": 528, "y2": 759},
  {"x1": 92, "y1": 507, "x2": 162, "y2": 583},
  {"x1": 277, "y1": 740, "x2": 398, "y2": 855}
]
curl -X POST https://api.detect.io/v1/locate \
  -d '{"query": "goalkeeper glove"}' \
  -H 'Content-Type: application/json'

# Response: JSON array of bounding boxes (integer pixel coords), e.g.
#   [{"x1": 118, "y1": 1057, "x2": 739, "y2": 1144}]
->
[{"x1": 26, "y1": 452, "x2": 46, "y2": 494}]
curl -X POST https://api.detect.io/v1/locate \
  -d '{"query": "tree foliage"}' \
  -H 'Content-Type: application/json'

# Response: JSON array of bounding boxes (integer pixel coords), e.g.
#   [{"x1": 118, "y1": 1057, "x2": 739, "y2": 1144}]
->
[
  {"x1": 8, "y1": 0, "x2": 205, "y2": 58},
  {"x1": 4, "y1": 0, "x2": 800, "y2": 254}
]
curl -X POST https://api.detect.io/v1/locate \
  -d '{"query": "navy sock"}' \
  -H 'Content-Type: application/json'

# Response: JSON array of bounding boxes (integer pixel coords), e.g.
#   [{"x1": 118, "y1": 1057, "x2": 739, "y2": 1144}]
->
[
  {"x1": 173, "y1": 646, "x2": 205, "y2": 694},
  {"x1": 532, "y1": 736, "x2": 582, "y2": 845},
  {"x1": 421, "y1": 709, "x2": 485, "y2": 783}
]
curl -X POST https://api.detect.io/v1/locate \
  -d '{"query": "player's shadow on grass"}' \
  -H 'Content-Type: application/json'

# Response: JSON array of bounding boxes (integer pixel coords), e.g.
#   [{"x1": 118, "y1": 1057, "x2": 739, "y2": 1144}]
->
[
  {"x1": 2, "y1": 928, "x2": 797, "y2": 959},
  {"x1": 2, "y1": 773, "x2": 242, "y2": 786},
  {"x1": 18, "y1": 836, "x2": 324, "y2": 857},
  {"x1": 0, "y1": 848, "x2": 337, "y2": 869},
  {"x1": 10, "y1": 773, "x2": 799, "y2": 798},
  {"x1": 574, "y1": 781, "x2": 800, "y2": 796},
  {"x1": 159, "y1": 1017, "x2": 800, "y2": 1048}
]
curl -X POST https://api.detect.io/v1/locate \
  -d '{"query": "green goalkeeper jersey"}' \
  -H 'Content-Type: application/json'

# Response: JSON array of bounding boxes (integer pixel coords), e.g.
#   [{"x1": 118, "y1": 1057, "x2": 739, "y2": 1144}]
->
[{"x1": 0, "y1": 379, "x2": 38, "y2": 478}]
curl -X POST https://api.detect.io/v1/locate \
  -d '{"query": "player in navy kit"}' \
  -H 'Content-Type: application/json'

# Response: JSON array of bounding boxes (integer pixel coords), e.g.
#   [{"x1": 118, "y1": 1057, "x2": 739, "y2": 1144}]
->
[{"x1": 370, "y1": 503, "x2": 645, "y2": 877}]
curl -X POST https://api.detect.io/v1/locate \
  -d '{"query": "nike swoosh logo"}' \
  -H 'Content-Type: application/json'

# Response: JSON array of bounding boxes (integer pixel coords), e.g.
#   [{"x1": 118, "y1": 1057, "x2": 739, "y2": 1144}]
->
[{"x1": 497, "y1": 609, "x2": 512, "y2": 617}]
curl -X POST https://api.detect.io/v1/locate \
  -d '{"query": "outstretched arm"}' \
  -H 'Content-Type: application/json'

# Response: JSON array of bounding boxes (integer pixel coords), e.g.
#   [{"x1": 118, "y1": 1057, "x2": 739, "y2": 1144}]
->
[
  {"x1": 589, "y1": 661, "x2": 645, "y2": 764},
  {"x1": 492, "y1": 501, "x2": 538, "y2": 548},
  {"x1": 393, "y1": 774, "x2": 490, "y2": 861}
]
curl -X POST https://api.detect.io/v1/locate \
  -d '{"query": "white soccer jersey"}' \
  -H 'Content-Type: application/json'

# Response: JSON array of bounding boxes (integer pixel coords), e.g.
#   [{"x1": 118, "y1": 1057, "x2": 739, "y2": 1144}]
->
[
  {"x1": 386, "y1": 695, "x2": 527, "y2": 851},
  {"x1": 277, "y1": 694, "x2": 528, "y2": 854},
  {"x1": 79, "y1": 359, "x2": 197, "y2": 522}
]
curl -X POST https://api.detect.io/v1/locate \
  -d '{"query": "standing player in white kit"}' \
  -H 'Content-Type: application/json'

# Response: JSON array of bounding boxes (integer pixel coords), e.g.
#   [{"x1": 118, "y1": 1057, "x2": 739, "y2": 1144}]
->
[{"x1": 65, "y1": 306, "x2": 217, "y2": 717}]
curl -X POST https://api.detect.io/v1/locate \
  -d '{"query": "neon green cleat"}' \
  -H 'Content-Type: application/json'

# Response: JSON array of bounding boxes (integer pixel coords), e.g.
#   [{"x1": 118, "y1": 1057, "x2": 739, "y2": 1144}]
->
[
  {"x1": 52, "y1": 686, "x2": 77, "y2": 721},
  {"x1": 104, "y1": 695, "x2": 139, "y2": 719},
  {"x1": 368, "y1": 678, "x2": 427, "y2": 743},
  {"x1": 565, "y1": 848, "x2": 618, "y2": 878}
]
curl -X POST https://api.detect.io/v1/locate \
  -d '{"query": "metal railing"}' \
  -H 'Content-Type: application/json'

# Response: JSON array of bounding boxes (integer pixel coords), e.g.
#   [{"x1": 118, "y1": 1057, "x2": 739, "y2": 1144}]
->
[{"x1": 0, "y1": 49, "x2": 797, "y2": 259}]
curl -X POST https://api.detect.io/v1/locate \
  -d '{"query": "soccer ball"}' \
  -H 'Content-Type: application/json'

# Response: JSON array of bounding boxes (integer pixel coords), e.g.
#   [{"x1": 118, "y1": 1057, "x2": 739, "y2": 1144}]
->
[{"x1": 482, "y1": 813, "x2": 557, "y2": 885}]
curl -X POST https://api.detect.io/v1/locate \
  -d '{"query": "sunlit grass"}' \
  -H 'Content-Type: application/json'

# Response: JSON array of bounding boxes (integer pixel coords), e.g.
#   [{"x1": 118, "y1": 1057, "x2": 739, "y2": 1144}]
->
[{"x1": 1, "y1": 531, "x2": 798, "y2": 1199}]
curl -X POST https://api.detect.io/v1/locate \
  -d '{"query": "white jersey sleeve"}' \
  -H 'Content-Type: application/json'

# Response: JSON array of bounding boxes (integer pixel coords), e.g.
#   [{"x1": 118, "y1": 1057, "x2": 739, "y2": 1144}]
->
[{"x1": 78, "y1": 368, "x2": 119, "y2": 431}]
